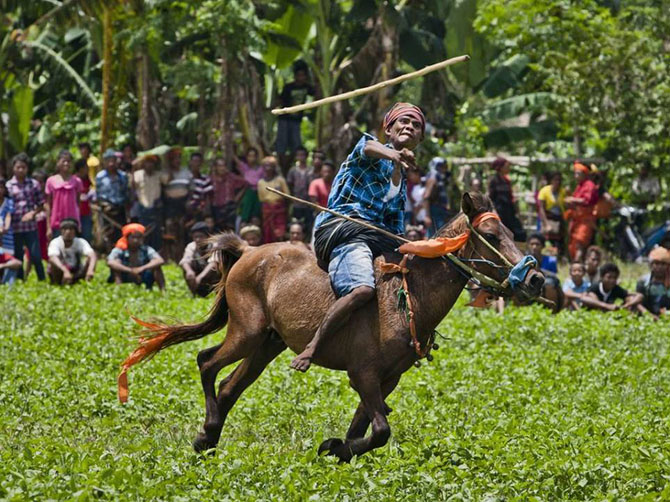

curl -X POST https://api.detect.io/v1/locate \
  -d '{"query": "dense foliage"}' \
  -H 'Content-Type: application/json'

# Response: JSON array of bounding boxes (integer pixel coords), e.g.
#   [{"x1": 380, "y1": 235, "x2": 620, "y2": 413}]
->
[{"x1": 2, "y1": 264, "x2": 670, "y2": 499}]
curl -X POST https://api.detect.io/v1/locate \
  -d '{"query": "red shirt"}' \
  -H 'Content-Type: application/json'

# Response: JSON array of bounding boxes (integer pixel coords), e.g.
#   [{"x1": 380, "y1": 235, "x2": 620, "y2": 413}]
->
[
  {"x1": 572, "y1": 179, "x2": 599, "y2": 207},
  {"x1": 308, "y1": 177, "x2": 332, "y2": 207},
  {"x1": 212, "y1": 171, "x2": 248, "y2": 206},
  {"x1": 75, "y1": 175, "x2": 92, "y2": 217}
]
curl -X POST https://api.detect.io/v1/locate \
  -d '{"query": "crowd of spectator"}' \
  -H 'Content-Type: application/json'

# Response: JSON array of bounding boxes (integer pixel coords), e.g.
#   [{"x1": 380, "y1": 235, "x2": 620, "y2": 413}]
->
[{"x1": 1, "y1": 143, "x2": 668, "y2": 320}]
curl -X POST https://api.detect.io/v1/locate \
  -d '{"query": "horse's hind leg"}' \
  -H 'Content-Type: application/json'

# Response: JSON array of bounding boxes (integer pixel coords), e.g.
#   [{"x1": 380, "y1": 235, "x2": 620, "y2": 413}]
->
[{"x1": 193, "y1": 331, "x2": 286, "y2": 452}]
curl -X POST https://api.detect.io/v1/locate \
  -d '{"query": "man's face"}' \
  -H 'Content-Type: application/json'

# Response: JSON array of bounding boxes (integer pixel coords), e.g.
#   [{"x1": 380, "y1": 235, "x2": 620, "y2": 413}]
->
[
  {"x1": 263, "y1": 163, "x2": 276, "y2": 178},
  {"x1": 570, "y1": 264, "x2": 585, "y2": 283},
  {"x1": 169, "y1": 152, "x2": 181, "y2": 169},
  {"x1": 601, "y1": 271, "x2": 618, "y2": 292},
  {"x1": 586, "y1": 251, "x2": 600, "y2": 272},
  {"x1": 527, "y1": 238, "x2": 543, "y2": 259},
  {"x1": 105, "y1": 157, "x2": 117, "y2": 170},
  {"x1": 551, "y1": 175, "x2": 561, "y2": 189},
  {"x1": 294, "y1": 69, "x2": 307, "y2": 85},
  {"x1": 296, "y1": 150, "x2": 307, "y2": 164},
  {"x1": 312, "y1": 153, "x2": 324, "y2": 169},
  {"x1": 650, "y1": 261, "x2": 668, "y2": 278},
  {"x1": 289, "y1": 225, "x2": 304, "y2": 242},
  {"x1": 386, "y1": 115, "x2": 422, "y2": 150},
  {"x1": 244, "y1": 233, "x2": 261, "y2": 246},
  {"x1": 128, "y1": 232, "x2": 143, "y2": 249},
  {"x1": 321, "y1": 165, "x2": 335, "y2": 183},
  {"x1": 13, "y1": 161, "x2": 28, "y2": 180},
  {"x1": 79, "y1": 146, "x2": 90, "y2": 158},
  {"x1": 189, "y1": 155, "x2": 203, "y2": 172},
  {"x1": 123, "y1": 146, "x2": 134, "y2": 160},
  {"x1": 214, "y1": 160, "x2": 228, "y2": 176},
  {"x1": 61, "y1": 227, "x2": 76, "y2": 243},
  {"x1": 192, "y1": 231, "x2": 208, "y2": 249}
]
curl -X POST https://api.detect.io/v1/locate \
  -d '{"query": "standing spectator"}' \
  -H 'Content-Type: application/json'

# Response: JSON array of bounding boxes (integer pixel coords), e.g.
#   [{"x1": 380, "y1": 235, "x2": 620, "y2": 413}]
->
[
  {"x1": 186, "y1": 152, "x2": 213, "y2": 225},
  {"x1": 311, "y1": 149, "x2": 326, "y2": 173},
  {"x1": 179, "y1": 221, "x2": 220, "y2": 297},
  {"x1": 161, "y1": 147, "x2": 192, "y2": 261},
  {"x1": 537, "y1": 171, "x2": 566, "y2": 254},
  {"x1": 74, "y1": 159, "x2": 94, "y2": 242},
  {"x1": 45, "y1": 150, "x2": 84, "y2": 240},
  {"x1": 423, "y1": 157, "x2": 451, "y2": 236},
  {"x1": 565, "y1": 161, "x2": 599, "y2": 261},
  {"x1": 407, "y1": 167, "x2": 426, "y2": 226},
  {"x1": 0, "y1": 248, "x2": 21, "y2": 286},
  {"x1": 120, "y1": 143, "x2": 136, "y2": 172},
  {"x1": 78, "y1": 142, "x2": 100, "y2": 185},
  {"x1": 308, "y1": 160, "x2": 335, "y2": 209},
  {"x1": 635, "y1": 246, "x2": 670, "y2": 320},
  {"x1": 130, "y1": 154, "x2": 163, "y2": 252},
  {"x1": 107, "y1": 223, "x2": 165, "y2": 290},
  {"x1": 584, "y1": 263, "x2": 642, "y2": 312},
  {"x1": 0, "y1": 178, "x2": 14, "y2": 259},
  {"x1": 286, "y1": 146, "x2": 314, "y2": 229},
  {"x1": 6, "y1": 153, "x2": 46, "y2": 281},
  {"x1": 276, "y1": 60, "x2": 315, "y2": 173},
  {"x1": 234, "y1": 147, "x2": 263, "y2": 224},
  {"x1": 239, "y1": 225, "x2": 262, "y2": 246},
  {"x1": 488, "y1": 157, "x2": 526, "y2": 242},
  {"x1": 47, "y1": 218, "x2": 97, "y2": 285},
  {"x1": 257, "y1": 156, "x2": 289, "y2": 243},
  {"x1": 31, "y1": 170, "x2": 49, "y2": 263},
  {"x1": 95, "y1": 149, "x2": 130, "y2": 252},
  {"x1": 562, "y1": 262, "x2": 591, "y2": 310},
  {"x1": 211, "y1": 157, "x2": 247, "y2": 230}
]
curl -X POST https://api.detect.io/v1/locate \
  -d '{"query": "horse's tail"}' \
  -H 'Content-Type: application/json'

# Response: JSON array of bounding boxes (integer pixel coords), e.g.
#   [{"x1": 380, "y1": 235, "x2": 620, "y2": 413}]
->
[{"x1": 118, "y1": 232, "x2": 248, "y2": 403}]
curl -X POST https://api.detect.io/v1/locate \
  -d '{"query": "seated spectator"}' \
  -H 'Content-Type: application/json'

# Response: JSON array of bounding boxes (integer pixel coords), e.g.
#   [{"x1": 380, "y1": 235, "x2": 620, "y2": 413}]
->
[
  {"x1": 526, "y1": 233, "x2": 562, "y2": 309},
  {"x1": 584, "y1": 263, "x2": 642, "y2": 312},
  {"x1": 180, "y1": 221, "x2": 220, "y2": 297},
  {"x1": 584, "y1": 245, "x2": 603, "y2": 284},
  {"x1": 257, "y1": 156, "x2": 289, "y2": 243},
  {"x1": 562, "y1": 262, "x2": 591, "y2": 310},
  {"x1": 107, "y1": 223, "x2": 165, "y2": 290},
  {"x1": 308, "y1": 160, "x2": 335, "y2": 209},
  {"x1": 288, "y1": 222, "x2": 310, "y2": 250},
  {"x1": 0, "y1": 247, "x2": 21, "y2": 286},
  {"x1": 240, "y1": 225, "x2": 262, "y2": 246},
  {"x1": 635, "y1": 247, "x2": 670, "y2": 320},
  {"x1": 211, "y1": 156, "x2": 247, "y2": 230},
  {"x1": 47, "y1": 218, "x2": 97, "y2": 285},
  {"x1": 0, "y1": 177, "x2": 14, "y2": 259}
]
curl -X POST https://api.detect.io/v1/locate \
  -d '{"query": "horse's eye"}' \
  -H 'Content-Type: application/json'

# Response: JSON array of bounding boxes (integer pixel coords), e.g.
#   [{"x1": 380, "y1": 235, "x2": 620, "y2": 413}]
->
[{"x1": 482, "y1": 233, "x2": 498, "y2": 244}]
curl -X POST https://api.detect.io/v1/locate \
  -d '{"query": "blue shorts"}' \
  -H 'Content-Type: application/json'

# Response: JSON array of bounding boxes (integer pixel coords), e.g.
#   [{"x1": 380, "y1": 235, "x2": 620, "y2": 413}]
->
[
  {"x1": 276, "y1": 118, "x2": 302, "y2": 154},
  {"x1": 328, "y1": 242, "x2": 375, "y2": 297}
]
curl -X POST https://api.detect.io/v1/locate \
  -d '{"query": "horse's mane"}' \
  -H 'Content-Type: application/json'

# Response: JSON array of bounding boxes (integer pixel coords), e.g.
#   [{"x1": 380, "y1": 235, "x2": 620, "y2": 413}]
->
[{"x1": 435, "y1": 192, "x2": 494, "y2": 238}]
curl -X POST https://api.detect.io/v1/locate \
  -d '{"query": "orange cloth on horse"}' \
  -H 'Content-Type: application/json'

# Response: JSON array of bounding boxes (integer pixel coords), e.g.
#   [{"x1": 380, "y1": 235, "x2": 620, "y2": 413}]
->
[
  {"x1": 115, "y1": 223, "x2": 146, "y2": 250},
  {"x1": 397, "y1": 212, "x2": 500, "y2": 258}
]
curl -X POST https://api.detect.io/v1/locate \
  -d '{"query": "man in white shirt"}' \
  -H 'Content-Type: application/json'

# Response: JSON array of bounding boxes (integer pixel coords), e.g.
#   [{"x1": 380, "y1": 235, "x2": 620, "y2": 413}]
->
[
  {"x1": 47, "y1": 218, "x2": 97, "y2": 285},
  {"x1": 179, "y1": 221, "x2": 219, "y2": 297}
]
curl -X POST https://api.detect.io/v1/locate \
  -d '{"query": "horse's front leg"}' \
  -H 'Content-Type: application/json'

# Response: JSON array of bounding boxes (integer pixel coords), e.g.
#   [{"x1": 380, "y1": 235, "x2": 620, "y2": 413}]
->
[
  {"x1": 320, "y1": 371, "x2": 390, "y2": 462},
  {"x1": 344, "y1": 374, "x2": 401, "y2": 441}
]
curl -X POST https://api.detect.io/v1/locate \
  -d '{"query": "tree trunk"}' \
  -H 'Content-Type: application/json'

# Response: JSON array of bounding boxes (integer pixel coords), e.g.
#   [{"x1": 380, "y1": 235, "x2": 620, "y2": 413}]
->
[
  {"x1": 136, "y1": 49, "x2": 157, "y2": 150},
  {"x1": 100, "y1": 5, "x2": 113, "y2": 154},
  {"x1": 216, "y1": 37, "x2": 235, "y2": 165}
]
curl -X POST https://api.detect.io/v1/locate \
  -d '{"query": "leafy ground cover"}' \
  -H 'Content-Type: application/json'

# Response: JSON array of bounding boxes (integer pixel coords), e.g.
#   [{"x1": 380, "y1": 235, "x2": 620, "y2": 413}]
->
[{"x1": 1, "y1": 265, "x2": 670, "y2": 500}]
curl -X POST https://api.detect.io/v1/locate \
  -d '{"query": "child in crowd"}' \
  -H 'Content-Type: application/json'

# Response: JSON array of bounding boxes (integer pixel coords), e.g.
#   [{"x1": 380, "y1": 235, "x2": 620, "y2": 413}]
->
[
  {"x1": 286, "y1": 146, "x2": 314, "y2": 228},
  {"x1": 562, "y1": 261, "x2": 591, "y2": 310},
  {"x1": 239, "y1": 225, "x2": 262, "y2": 246},
  {"x1": 288, "y1": 221, "x2": 310, "y2": 250},
  {"x1": 107, "y1": 223, "x2": 165, "y2": 290},
  {"x1": 179, "y1": 221, "x2": 220, "y2": 297},
  {"x1": 584, "y1": 245, "x2": 603, "y2": 285},
  {"x1": 46, "y1": 150, "x2": 83, "y2": 240},
  {"x1": 47, "y1": 218, "x2": 97, "y2": 285},
  {"x1": 526, "y1": 233, "x2": 562, "y2": 308},
  {"x1": 635, "y1": 246, "x2": 670, "y2": 320},
  {"x1": 308, "y1": 160, "x2": 335, "y2": 209},
  {"x1": 74, "y1": 159, "x2": 94, "y2": 242},
  {"x1": 585, "y1": 262, "x2": 642, "y2": 312},
  {"x1": 257, "y1": 156, "x2": 289, "y2": 244}
]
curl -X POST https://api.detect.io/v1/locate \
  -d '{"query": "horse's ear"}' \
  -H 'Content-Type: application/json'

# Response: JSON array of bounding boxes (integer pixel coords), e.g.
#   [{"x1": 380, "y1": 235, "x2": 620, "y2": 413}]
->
[{"x1": 461, "y1": 192, "x2": 476, "y2": 218}]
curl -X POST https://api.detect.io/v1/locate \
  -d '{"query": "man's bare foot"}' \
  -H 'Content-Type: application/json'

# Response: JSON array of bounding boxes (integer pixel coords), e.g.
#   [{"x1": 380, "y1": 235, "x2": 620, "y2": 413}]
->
[{"x1": 290, "y1": 351, "x2": 313, "y2": 372}]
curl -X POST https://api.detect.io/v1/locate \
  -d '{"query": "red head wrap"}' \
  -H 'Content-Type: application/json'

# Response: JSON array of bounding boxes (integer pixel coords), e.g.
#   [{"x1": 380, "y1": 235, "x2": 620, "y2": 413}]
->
[
  {"x1": 382, "y1": 102, "x2": 426, "y2": 137},
  {"x1": 574, "y1": 162, "x2": 590, "y2": 174},
  {"x1": 115, "y1": 223, "x2": 146, "y2": 250}
]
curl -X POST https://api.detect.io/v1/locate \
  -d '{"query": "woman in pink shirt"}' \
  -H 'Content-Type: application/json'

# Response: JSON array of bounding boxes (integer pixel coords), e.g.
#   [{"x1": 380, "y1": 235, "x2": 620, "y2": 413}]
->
[
  {"x1": 45, "y1": 150, "x2": 83, "y2": 238},
  {"x1": 234, "y1": 147, "x2": 264, "y2": 223}
]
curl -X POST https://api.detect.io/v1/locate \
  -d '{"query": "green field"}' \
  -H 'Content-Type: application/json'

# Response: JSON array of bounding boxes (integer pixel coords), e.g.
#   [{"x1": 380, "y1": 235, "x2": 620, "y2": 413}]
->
[{"x1": 2, "y1": 265, "x2": 670, "y2": 500}]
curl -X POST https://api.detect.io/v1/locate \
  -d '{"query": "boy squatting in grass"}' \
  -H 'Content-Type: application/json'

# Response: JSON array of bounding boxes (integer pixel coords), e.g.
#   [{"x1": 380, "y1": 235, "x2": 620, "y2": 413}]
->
[
  {"x1": 107, "y1": 223, "x2": 165, "y2": 291},
  {"x1": 635, "y1": 246, "x2": 670, "y2": 321},
  {"x1": 291, "y1": 102, "x2": 425, "y2": 372},
  {"x1": 583, "y1": 262, "x2": 642, "y2": 312},
  {"x1": 562, "y1": 261, "x2": 591, "y2": 310},
  {"x1": 47, "y1": 218, "x2": 97, "y2": 285},
  {"x1": 179, "y1": 221, "x2": 220, "y2": 298}
]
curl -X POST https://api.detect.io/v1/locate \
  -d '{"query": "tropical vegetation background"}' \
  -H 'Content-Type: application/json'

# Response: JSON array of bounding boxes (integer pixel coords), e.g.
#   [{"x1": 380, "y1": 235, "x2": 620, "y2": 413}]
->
[{"x1": 1, "y1": 0, "x2": 668, "y2": 196}]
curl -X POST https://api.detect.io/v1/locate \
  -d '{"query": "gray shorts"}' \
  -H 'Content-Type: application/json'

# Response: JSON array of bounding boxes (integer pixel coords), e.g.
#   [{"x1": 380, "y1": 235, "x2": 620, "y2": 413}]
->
[{"x1": 328, "y1": 242, "x2": 375, "y2": 297}]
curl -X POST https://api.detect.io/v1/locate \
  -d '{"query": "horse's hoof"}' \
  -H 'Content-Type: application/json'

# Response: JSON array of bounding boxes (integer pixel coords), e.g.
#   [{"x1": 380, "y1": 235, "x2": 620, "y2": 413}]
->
[
  {"x1": 192, "y1": 433, "x2": 217, "y2": 454},
  {"x1": 318, "y1": 437, "x2": 344, "y2": 455}
]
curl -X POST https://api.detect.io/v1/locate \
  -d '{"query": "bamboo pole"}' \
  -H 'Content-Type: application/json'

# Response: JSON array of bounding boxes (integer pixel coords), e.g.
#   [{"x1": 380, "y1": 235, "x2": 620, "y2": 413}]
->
[{"x1": 271, "y1": 55, "x2": 470, "y2": 116}]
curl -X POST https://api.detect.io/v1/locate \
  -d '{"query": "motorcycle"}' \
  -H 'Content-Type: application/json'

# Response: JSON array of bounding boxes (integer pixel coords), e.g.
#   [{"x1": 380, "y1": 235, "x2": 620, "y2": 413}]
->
[{"x1": 612, "y1": 205, "x2": 646, "y2": 261}]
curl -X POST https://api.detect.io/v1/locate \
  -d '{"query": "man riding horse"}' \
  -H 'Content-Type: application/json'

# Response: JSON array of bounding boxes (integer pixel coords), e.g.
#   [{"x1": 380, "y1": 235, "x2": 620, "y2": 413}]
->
[{"x1": 290, "y1": 102, "x2": 426, "y2": 372}]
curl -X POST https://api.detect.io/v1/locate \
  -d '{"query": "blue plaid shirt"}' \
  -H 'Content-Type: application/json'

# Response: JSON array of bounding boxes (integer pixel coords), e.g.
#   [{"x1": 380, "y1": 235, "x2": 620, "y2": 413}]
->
[
  {"x1": 95, "y1": 169, "x2": 129, "y2": 206},
  {"x1": 314, "y1": 134, "x2": 406, "y2": 234}
]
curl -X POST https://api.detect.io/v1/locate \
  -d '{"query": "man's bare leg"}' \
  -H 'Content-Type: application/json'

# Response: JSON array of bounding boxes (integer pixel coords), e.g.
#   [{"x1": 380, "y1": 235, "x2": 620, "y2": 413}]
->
[{"x1": 290, "y1": 285, "x2": 375, "y2": 372}]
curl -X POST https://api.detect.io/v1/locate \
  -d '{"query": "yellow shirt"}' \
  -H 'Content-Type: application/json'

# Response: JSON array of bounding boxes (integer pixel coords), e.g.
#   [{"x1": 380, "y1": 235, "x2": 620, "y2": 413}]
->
[
  {"x1": 538, "y1": 185, "x2": 565, "y2": 214},
  {"x1": 257, "y1": 176, "x2": 289, "y2": 204}
]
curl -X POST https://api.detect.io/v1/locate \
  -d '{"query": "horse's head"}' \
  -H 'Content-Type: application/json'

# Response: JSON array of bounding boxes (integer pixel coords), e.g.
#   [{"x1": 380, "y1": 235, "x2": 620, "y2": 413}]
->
[{"x1": 445, "y1": 192, "x2": 545, "y2": 301}]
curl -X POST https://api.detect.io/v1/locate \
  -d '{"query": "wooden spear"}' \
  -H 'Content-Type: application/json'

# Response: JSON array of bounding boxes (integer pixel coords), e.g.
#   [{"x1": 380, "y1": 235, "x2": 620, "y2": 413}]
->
[{"x1": 271, "y1": 55, "x2": 470, "y2": 116}]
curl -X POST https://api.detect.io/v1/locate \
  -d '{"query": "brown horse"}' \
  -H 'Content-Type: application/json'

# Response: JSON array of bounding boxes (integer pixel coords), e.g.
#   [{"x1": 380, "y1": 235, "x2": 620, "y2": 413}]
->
[{"x1": 121, "y1": 192, "x2": 544, "y2": 461}]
